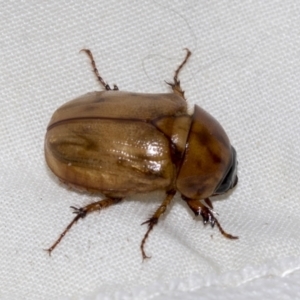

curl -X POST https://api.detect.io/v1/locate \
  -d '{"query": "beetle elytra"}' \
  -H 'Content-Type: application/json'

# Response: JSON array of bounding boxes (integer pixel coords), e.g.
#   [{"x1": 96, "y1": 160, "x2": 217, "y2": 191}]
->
[{"x1": 45, "y1": 48, "x2": 238, "y2": 259}]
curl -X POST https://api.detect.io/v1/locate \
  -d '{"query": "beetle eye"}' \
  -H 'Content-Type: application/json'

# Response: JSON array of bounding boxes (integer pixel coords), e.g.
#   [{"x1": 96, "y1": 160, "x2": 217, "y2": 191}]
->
[{"x1": 215, "y1": 146, "x2": 238, "y2": 194}]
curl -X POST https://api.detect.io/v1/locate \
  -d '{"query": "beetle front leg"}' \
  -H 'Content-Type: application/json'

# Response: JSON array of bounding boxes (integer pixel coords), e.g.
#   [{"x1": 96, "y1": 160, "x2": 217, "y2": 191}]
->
[
  {"x1": 166, "y1": 48, "x2": 191, "y2": 100},
  {"x1": 45, "y1": 197, "x2": 122, "y2": 255},
  {"x1": 184, "y1": 197, "x2": 238, "y2": 240},
  {"x1": 140, "y1": 189, "x2": 176, "y2": 260}
]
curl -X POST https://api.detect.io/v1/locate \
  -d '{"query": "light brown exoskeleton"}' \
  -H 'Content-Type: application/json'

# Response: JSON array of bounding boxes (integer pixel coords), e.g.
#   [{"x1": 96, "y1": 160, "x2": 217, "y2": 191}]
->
[{"x1": 45, "y1": 49, "x2": 238, "y2": 259}]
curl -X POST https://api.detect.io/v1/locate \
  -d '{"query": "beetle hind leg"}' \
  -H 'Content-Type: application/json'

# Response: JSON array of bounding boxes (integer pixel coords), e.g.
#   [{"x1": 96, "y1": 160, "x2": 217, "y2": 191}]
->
[
  {"x1": 140, "y1": 190, "x2": 176, "y2": 260},
  {"x1": 80, "y1": 49, "x2": 119, "y2": 91},
  {"x1": 166, "y1": 48, "x2": 191, "y2": 100},
  {"x1": 184, "y1": 197, "x2": 238, "y2": 240},
  {"x1": 45, "y1": 197, "x2": 122, "y2": 255}
]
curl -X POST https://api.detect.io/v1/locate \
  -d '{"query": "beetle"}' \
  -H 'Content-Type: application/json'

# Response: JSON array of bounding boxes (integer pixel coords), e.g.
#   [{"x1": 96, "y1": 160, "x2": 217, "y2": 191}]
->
[{"x1": 45, "y1": 48, "x2": 238, "y2": 259}]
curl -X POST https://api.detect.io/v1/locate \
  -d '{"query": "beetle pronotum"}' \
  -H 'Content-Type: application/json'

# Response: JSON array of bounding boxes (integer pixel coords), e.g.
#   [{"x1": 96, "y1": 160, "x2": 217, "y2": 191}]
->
[{"x1": 45, "y1": 48, "x2": 238, "y2": 259}]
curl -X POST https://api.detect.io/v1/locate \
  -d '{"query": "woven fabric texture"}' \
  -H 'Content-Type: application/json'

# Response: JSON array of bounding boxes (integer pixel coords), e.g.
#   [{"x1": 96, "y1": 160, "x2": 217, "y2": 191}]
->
[{"x1": 1, "y1": 1, "x2": 300, "y2": 299}]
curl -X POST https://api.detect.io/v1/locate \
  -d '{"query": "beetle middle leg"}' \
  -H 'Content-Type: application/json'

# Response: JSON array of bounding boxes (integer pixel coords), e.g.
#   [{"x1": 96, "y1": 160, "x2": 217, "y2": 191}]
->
[
  {"x1": 166, "y1": 48, "x2": 191, "y2": 99},
  {"x1": 46, "y1": 197, "x2": 122, "y2": 255},
  {"x1": 140, "y1": 189, "x2": 176, "y2": 260},
  {"x1": 184, "y1": 197, "x2": 238, "y2": 240},
  {"x1": 80, "y1": 49, "x2": 119, "y2": 91}
]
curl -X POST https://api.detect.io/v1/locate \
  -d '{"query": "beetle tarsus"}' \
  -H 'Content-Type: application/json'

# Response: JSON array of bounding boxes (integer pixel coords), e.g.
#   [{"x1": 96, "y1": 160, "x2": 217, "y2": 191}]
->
[
  {"x1": 214, "y1": 218, "x2": 238, "y2": 240},
  {"x1": 44, "y1": 213, "x2": 82, "y2": 255},
  {"x1": 45, "y1": 198, "x2": 122, "y2": 255},
  {"x1": 44, "y1": 249, "x2": 52, "y2": 256},
  {"x1": 80, "y1": 48, "x2": 117, "y2": 91},
  {"x1": 140, "y1": 217, "x2": 157, "y2": 260},
  {"x1": 140, "y1": 190, "x2": 176, "y2": 260},
  {"x1": 184, "y1": 197, "x2": 238, "y2": 240},
  {"x1": 201, "y1": 206, "x2": 238, "y2": 239}
]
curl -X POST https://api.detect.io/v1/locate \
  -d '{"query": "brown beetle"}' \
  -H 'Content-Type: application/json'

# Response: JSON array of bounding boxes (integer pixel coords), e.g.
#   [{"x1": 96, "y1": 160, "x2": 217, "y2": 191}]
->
[{"x1": 45, "y1": 49, "x2": 238, "y2": 259}]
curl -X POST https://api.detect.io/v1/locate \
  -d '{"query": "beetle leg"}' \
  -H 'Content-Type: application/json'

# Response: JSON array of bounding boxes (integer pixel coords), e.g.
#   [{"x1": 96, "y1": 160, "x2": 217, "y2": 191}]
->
[
  {"x1": 140, "y1": 189, "x2": 176, "y2": 260},
  {"x1": 166, "y1": 48, "x2": 191, "y2": 100},
  {"x1": 80, "y1": 48, "x2": 119, "y2": 91},
  {"x1": 184, "y1": 198, "x2": 238, "y2": 240},
  {"x1": 45, "y1": 197, "x2": 122, "y2": 255}
]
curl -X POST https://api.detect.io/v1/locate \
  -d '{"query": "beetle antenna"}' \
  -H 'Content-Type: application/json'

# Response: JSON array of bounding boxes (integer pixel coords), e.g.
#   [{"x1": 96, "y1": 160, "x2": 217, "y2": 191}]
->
[{"x1": 80, "y1": 49, "x2": 119, "y2": 91}]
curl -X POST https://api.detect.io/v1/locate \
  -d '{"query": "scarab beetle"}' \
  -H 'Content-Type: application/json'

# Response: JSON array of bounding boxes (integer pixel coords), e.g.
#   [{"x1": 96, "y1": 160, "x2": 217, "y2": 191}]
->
[{"x1": 45, "y1": 49, "x2": 238, "y2": 259}]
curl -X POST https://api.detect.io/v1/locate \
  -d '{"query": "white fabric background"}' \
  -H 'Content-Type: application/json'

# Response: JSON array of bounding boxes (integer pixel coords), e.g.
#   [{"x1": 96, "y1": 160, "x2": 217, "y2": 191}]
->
[{"x1": 1, "y1": 1, "x2": 300, "y2": 299}]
